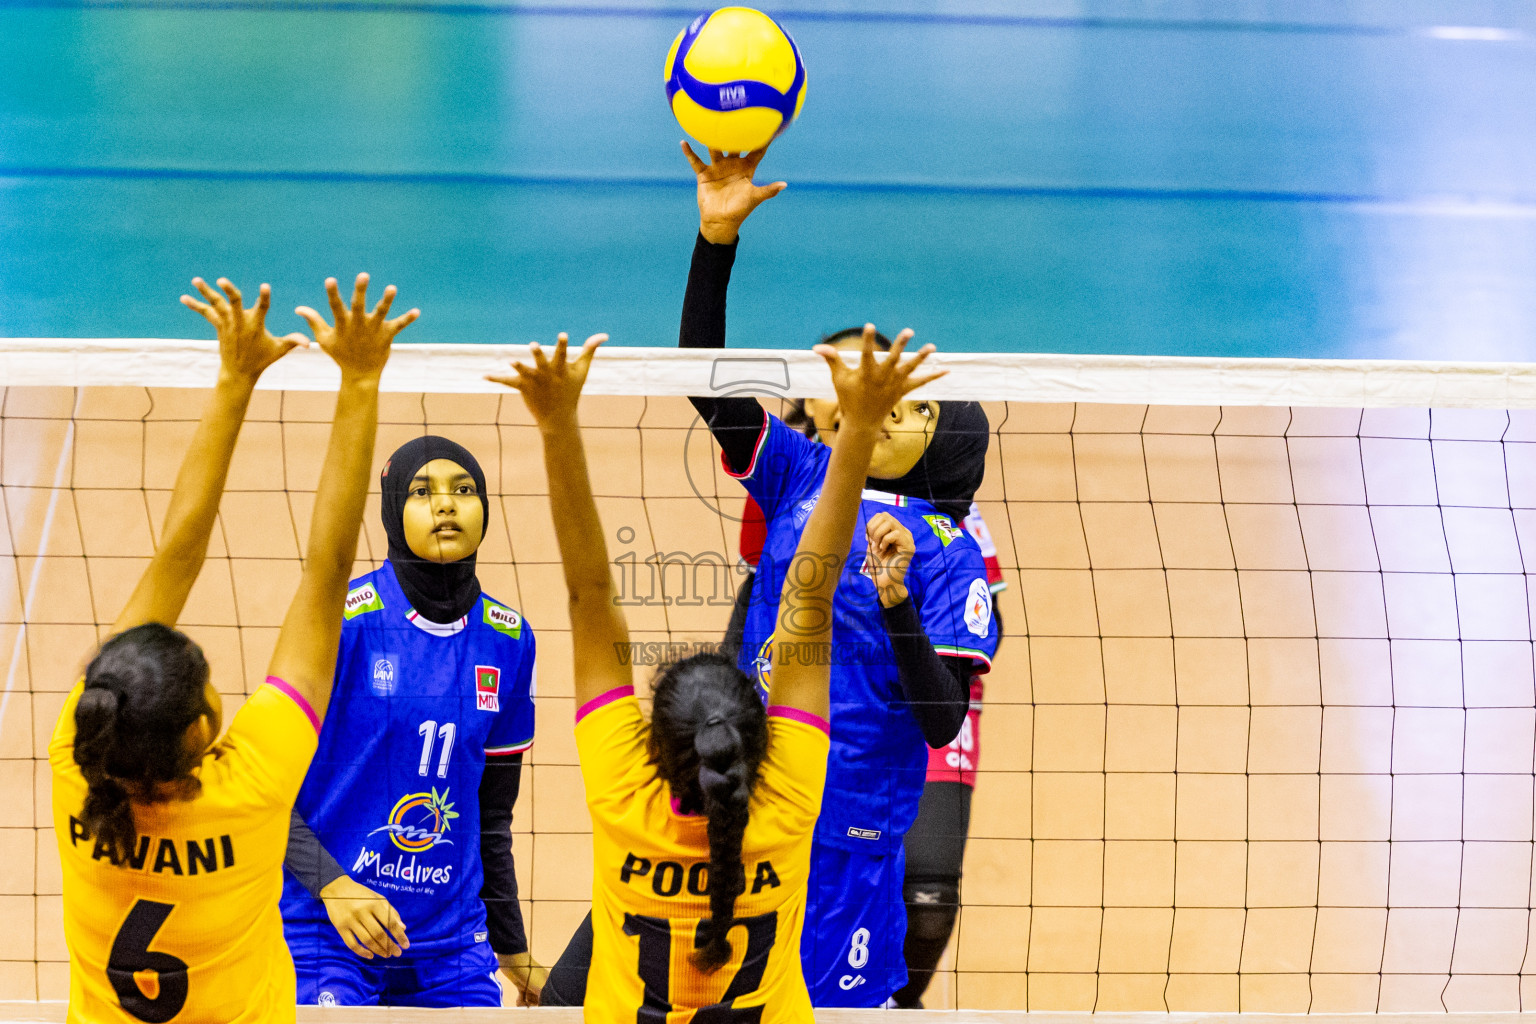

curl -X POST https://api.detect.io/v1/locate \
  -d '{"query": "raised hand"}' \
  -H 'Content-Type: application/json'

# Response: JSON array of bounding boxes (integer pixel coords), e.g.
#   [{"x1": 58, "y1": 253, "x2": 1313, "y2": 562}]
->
[
  {"x1": 681, "y1": 142, "x2": 787, "y2": 244},
  {"x1": 486, "y1": 332, "x2": 608, "y2": 427},
  {"x1": 181, "y1": 277, "x2": 308, "y2": 383},
  {"x1": 295, "y1": 273, "x2": 418, "y2": 380},
  {"x1": 866, "y1": 511, "x2": 916, "y2": 608},
  {"x1": 813, "y1": 324, "x2": 944, "y2": 431}
]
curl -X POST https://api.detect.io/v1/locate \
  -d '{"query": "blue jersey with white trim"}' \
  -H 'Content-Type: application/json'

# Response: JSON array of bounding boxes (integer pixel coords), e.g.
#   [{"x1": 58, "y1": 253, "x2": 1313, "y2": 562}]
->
[
  {"x1": 280, "y1": 562, "x2": 536, "y2": 953},
  {"x1": 733, "y1": 413, "x2": 997, "y2": 853}
]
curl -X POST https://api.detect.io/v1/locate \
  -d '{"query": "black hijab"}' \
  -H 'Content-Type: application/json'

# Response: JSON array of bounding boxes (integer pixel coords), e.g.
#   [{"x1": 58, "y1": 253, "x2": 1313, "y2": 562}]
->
[
  {"x1": 381, "y1": 435, "x2": 489, "y2": 623},
  {"x1": 868, "y1": 400, "x2": 989, "y2": 523}
]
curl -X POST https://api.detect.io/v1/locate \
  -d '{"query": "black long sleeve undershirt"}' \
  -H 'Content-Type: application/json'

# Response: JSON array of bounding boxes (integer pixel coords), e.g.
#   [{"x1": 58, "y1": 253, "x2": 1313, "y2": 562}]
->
[
  {"x1": 282, "y1": 753, "x2": 529, "y2": 957},
  {"x1": 680, "y1": 233, "x2": 766, "y2": 473},
  {"x1": 478, "y1": 752, "x2": 528, "y2": 956},
  {"x1": 678, "y1": 232, "x2": 971, "y2": 747},
  {"x1": 883, "y1": 597, "x2": 971, "y2": 747},
  {"x1": 286, "y1": 808, "x2": 345, "y2": 898}
]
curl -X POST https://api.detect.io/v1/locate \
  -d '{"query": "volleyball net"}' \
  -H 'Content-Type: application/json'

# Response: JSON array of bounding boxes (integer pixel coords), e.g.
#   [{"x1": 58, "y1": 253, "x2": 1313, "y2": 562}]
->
[{"x1": 7, "y1": 340, "x2": 1536, "y2": 1012}]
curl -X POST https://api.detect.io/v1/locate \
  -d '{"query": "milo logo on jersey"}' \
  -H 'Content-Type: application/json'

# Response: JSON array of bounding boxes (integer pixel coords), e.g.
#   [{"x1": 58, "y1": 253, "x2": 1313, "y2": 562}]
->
[
  {"x1": 482, "y1": 600, "x2": 522, "y2": 638},
  {"x1": 356, "y1": 787, "x2": 459, "y2": 891},
  {"x1": 343, "y1": 582, "x2": 384, "y2": 620},
  {"x1": 923, "y1": 514, "x2": 965, "y2": 546}
]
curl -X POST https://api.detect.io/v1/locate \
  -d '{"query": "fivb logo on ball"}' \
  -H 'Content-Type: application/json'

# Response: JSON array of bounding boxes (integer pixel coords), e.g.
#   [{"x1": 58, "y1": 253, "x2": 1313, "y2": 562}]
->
[{"x1": 665, "y1": 7, "x2": 807, "y2": 153}]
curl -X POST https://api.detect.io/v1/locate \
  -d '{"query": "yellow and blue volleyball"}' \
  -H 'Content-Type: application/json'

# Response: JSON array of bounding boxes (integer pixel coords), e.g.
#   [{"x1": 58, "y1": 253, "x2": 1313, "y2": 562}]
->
[{"x1": 664, "y1": 7, "x2": 807, "y2": 153}]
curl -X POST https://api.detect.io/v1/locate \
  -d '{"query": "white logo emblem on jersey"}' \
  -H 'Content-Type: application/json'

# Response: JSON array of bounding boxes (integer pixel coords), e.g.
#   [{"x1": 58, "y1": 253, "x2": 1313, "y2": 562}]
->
[
  {"x1": 318, "y1": 992, "x2": 338, "y2": 1007},
  {"x1": 964, "y1": 578, "x2": 991, "y2": 638},
  {"x1": 372, "y1": 658, "x2": 396, "y2": 696},
  {"x1": 792, "y1": 495, "x2": 819, "y2": 528}
]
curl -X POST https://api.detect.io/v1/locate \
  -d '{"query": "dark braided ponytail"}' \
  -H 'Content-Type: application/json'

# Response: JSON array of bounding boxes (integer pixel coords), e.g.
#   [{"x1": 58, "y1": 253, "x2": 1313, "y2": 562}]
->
[
  {"x1": 649, "y1": 652, "x2": 768, "y2": 973},
  {"x1": 74, "y1": 624, "x2": 212, "y2": 862}
]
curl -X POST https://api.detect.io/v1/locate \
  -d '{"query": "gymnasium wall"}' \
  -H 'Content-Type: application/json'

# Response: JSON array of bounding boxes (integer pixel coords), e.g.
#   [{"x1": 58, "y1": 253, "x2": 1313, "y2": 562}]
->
[{"x1": 4, "y1": 2, "x2": 1536, "y2": 358}]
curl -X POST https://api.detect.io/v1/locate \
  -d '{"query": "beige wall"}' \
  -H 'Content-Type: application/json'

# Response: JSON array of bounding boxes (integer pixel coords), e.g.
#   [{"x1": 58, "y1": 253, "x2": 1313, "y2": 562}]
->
[{"x1": 6, "y1": 388, "x2": 1536, "y2": 1010}]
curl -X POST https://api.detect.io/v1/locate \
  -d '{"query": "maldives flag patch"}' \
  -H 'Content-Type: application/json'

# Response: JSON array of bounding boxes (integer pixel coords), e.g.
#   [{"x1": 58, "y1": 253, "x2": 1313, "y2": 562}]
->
[{"x1": 476, "y1": 665, "x2": 501, "y2": 712}]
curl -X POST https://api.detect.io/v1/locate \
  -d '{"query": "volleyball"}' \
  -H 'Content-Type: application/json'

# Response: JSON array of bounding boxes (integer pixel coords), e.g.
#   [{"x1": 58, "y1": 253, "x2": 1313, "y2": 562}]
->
[{"x1": 664, "y1": 7, "x2": 807, "y2": 153}]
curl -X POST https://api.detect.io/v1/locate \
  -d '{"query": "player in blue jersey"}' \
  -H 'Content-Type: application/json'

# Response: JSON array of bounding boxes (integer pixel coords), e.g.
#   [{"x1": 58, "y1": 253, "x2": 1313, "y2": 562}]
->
[
  {"x1": 676, "y1": 143, "x2": 997, "y2": 1007},
  {"x1": 280, "y1": 435, "x2": 542, "y2": 1008}
]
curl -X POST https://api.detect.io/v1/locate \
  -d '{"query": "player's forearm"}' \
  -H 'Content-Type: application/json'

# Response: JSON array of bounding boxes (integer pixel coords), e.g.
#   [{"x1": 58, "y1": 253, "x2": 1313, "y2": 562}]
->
[
  {"x1": 680, "y1": 233, "x2": 768, "y2": 470},
  {"x1": 479, "y1": 756, "x2": 528, "y2": 955},
  {"x1": 267, "y1": 374, "x2": 379, "y2": 711},
  {"x1": 679, "y1": 233, "x2": 735, "y2": 351},
  {"x1": 882, "y1": 600, "x2": 969, "y2": 747},
  {"x1": 115, "y1": 373, "x2": 256, "y2": 632},
  {"x1": 159, "y1": 372, "x2": 255, "y2": 558},
  {"x1": 777, "y1": 422, "x2": 879, "y2": 644},
  {"x1": 303, "y1": 374, "x2": 380, "y2": 585},
  {"x1": 285, "y1": 808, "x2": 347, "y2": 899}
]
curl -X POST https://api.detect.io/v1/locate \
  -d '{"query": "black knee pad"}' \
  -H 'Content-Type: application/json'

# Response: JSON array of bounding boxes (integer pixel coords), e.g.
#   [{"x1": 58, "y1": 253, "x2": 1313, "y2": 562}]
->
[{"x1": 904, "y1": 879, "x2": 960, "y2": 942}]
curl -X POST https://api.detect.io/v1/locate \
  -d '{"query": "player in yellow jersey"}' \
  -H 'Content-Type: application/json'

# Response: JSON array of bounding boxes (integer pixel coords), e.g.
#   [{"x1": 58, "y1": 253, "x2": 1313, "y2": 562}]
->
[
  {"x1": 491, "y1": 327, "x2": 941, "y2": 1022},
  {"x1": 49, "y1": 273, "x2": 417, "y2": 1024}
]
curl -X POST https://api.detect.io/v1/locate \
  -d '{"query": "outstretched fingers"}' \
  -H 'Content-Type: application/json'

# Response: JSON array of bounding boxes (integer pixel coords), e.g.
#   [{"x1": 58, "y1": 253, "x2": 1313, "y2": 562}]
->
[
  {"x1": 680, "y1": 140, "x2": 708, "y2": 174},
  {"x1": 570, "y1": 333, "x2": 607, "y2": 373},
  {"x1": 371, "y1": 283, "x2": 397, "y2": 322},
  {"x1": 885, "y1": 328, "x2": 915, "y2": 361},
  {"x1": 294, "y1": 306, "x2": 328, "y2": 338},
  {"x1": 324, "y1": 278, "x2": 347, "y2": 324},
  {"x1": 893, "y1": 344, "x2": 945, "y2": 396},
  {"x1": 812, "y1": 342, "x2": 847, "y2": 378},
  {"x1": 217, "y1": 278, "x2": 244, "y2": 313},
  {"x1": 528, "y1": 339, "x2": 551, "y2": 370},
  {"x1": 890, "y1": 342, "x2": 938, "y2": 384},
  {"x1": 191, "y1": 277, "x2": 228, "y2": 316},
  {"x1": 385, "y1": 308, "x2": 420, "y2": 335},
  {"x1": 752, "y1": 181, "x2": 788, "y2": 204},
  {"x1": 484, "y1": 365, "x2": 529, "y2": 390},
  {"x1": 180, "y1": 293, "x2": 218, "y2": 324},
  {"x1": 859, "y1": 324, "x2": 880, "y2": 368},
  {"x1": 350, "y1": 272, "x2": 370, "y2": 318}
]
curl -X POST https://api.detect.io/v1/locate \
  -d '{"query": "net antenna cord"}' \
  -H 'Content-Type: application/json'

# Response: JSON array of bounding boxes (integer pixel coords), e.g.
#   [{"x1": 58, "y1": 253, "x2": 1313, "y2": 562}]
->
[{"x1": 6, "y1": 338, "x2": 1536, "y2": 409}]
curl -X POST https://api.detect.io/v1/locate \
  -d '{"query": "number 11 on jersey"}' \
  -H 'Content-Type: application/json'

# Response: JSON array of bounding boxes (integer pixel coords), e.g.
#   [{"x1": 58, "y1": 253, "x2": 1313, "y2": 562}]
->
[{"x1": 417, "y1": 720, "x2": 456, "y2": 778}]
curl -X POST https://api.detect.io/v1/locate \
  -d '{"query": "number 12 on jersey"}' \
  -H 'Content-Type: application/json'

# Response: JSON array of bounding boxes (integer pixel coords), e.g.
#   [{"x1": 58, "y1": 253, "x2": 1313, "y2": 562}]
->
[{"x1": 623, "y1": 911, "x2": 777, "y2": 1023}]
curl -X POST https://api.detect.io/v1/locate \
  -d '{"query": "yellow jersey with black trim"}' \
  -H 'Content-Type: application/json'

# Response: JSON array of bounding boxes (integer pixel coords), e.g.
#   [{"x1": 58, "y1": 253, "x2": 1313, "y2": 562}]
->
[
  {"x1": 575, "y1": 685, "x2": 830, "y2": 1024},
  {"x1": 49, "y1": 675, "x2": 321, "y2": 1024}
]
